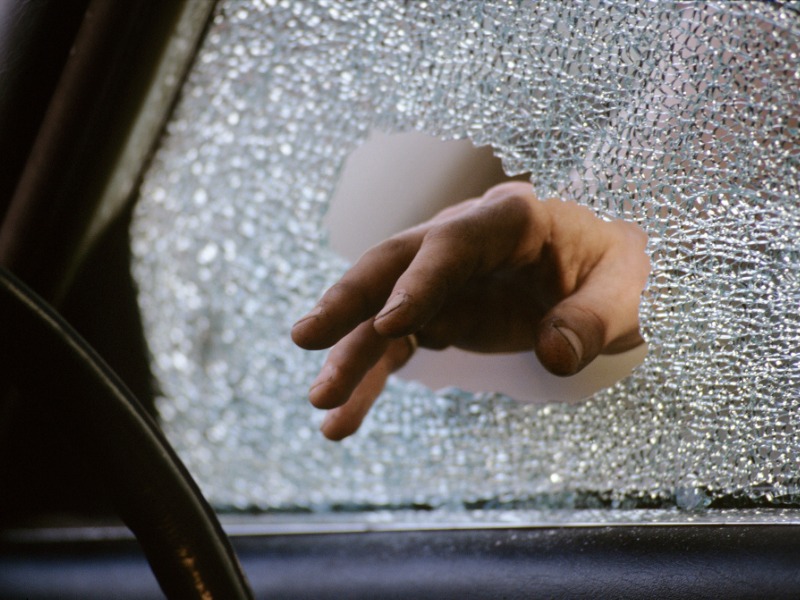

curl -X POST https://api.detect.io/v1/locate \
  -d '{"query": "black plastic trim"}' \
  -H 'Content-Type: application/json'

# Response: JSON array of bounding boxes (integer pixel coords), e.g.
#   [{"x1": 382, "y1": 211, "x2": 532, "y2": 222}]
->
[
  {"x1": 3, "y1": 524, "x2": 800, "y2": 599},
  {"x1": 0, "y1": 268, "x2": 253, "y2": 599}
]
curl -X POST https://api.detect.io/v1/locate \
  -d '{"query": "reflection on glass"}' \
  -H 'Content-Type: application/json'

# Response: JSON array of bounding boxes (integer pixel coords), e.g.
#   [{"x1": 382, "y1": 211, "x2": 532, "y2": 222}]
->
[{"x1": 132, "y1": 1, "x2": 800, "y2": 514}]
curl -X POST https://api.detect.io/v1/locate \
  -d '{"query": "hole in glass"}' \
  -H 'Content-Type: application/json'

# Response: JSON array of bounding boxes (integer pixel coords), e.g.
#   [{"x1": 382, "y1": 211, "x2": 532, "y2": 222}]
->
[{"x1": 326, "y1": 130, "x2": 647, "y2": 405}]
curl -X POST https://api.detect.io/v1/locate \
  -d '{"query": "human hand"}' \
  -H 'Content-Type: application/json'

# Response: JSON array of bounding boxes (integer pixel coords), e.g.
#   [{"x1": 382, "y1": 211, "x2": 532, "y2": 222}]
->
[{"x1": 292, "y1": 182, "x2": 649, "y2": 440}]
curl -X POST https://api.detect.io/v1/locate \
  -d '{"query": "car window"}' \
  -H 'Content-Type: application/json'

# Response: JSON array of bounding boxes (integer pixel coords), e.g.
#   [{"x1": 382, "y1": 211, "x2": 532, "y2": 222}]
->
[{"x1": 131, "y1": 0, "x2": 800, "y2": 518}]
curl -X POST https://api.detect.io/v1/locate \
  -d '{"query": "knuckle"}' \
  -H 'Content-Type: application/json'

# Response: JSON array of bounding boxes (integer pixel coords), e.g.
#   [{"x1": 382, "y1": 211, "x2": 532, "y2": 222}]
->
[
  {"x1": 373, "y1": 234, "x2": 413, "y2": 257},
  {"x1": 424, "y1": 217, "x2": 478, "y2": 248},
  {"x1": 326, "y1": 279, "x2": 356, "y2": 299},
  {"x1": 482, "y1": 181, "x2": 535, "y2": 203},
  {"x1": 613, "y1": 219, "x2": 648, "y2": 247},
  {"x1": 326, "y1": 279, "x2": 371, "y2": 313}
]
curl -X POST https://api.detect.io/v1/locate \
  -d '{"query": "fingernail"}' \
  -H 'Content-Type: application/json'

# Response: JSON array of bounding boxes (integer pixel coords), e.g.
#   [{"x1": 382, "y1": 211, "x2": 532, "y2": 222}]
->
[
  {"x1": 555, "y1": 325, "x2": 583, "y2": 363},
  {"x1": 375, "y1": 292, "x2": 407, "y2": 321},
  {"x1": 293, "y1": 305, "x2": 322, "y2": 328}
]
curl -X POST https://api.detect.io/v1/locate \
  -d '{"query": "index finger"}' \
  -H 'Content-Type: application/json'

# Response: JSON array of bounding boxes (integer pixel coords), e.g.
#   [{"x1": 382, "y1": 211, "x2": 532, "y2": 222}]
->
[{"x1": 291, "y1": 231, "x2": 424, "y2": 350}]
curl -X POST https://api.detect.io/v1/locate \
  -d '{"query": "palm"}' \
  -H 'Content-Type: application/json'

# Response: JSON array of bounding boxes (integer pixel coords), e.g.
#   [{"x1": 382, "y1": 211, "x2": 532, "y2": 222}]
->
[{"x1": 415, "y1": 262, "x2": 567, "y2": 352}]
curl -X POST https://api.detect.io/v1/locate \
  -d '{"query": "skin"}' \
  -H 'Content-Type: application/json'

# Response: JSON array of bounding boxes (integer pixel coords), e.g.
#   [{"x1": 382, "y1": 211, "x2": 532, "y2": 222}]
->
[{"x1": 292, "y1": 182, "x2": 650, "y2": 440}]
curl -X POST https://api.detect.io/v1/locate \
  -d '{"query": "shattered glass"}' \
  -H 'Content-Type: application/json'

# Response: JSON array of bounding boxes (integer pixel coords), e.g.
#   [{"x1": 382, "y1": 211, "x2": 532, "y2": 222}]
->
[{"x1": 131, "y1": 1, "x2": 800, "y2": 513}]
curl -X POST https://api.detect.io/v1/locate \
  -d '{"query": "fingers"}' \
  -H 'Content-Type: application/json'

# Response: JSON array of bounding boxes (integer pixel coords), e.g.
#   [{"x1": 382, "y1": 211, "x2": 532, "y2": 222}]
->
[
  {"x1": 319, "y1": 336, "x2": 414, "y2": 440},
  {"x1": 308, "y1": 320, "x2": 390, "y2": 410},
  {"x1": 372, "y1": 188, "x2": 537, "y2": 339},
  {"x1": 319, "y1": 362, "x2": 390, "y2": 440},
  {"x1": 370, "y1": 233, "x2": 480, "y2": 338},
  {"x1": 308, "y1": 318, "x2": 416, "y2": 440},
  {"x1": 292, "y1": 234, "x2": 421, "y2": 350},
  {"x1": 294, "y1": 183, "x2": 541, "y2": 349}
]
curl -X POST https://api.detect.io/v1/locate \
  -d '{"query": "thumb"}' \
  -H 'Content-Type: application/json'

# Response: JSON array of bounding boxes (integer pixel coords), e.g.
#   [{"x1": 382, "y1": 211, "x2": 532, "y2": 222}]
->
[
  {"x1": 534, "y1": 304, "x2": 606, "y2": 376},
  {"x1": 535, "y1": 226, "x2": 648, "y2": 376},
  {"x1": 533, "y1": 276, "x2": 644, "y2": 376}
]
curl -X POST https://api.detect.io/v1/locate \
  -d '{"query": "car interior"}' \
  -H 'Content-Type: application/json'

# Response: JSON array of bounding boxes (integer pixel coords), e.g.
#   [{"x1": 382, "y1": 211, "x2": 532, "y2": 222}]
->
[{"x1": 1, "y1": 1, "x2": 799, "y2": 598}]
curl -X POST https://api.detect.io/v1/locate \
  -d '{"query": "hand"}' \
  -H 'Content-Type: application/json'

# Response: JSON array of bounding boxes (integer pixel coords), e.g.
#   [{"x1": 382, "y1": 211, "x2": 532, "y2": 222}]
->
[{"x1": 292, "y1": 182, "x2": 649, "y2": 440}]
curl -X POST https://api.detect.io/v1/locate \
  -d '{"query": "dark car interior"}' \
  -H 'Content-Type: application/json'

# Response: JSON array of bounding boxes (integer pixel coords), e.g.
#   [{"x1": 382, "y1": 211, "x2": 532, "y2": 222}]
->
[{"x1": 1, "y1": 1, "x2": 799, "y2": 598}]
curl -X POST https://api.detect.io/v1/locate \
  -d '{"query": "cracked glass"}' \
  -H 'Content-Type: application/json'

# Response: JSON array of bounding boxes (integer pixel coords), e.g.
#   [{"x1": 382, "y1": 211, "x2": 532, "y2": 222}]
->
[{"x1": 131, "y1": 1, "x2": 800, "y2": 515}]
